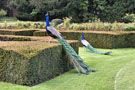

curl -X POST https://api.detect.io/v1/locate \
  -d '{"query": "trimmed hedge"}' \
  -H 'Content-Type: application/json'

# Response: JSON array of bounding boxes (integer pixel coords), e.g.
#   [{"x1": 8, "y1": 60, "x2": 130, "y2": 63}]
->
[
  {"x1": 0, "y1": 35, "x2": 31, "y2": 41},
  {"x1": 34, "y1": 30, "x2": 135, "y2": 49},
  {"x1": 0, "y1": 29, "x2": 38, "y2": 36},
  {"x1": 61, "y1": 31, "x2": 135, "y2": 49},
  {"x1": 126, "y1": 32, "x2": 135, "y2": 47},
  {"x1": 33, "y1": 30, "x2": 48, "y2": 36},
  {"x1": 0, "y1": 40, "x2": 79, "y2": 86},
  {"x1": 0, "y1": 30, "x2": 79, "y2": 86}
]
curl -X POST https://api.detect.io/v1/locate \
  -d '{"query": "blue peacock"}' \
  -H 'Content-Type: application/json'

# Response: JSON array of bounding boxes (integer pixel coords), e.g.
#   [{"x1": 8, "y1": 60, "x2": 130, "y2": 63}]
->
[
  {"x1": 45, "y1": 12, "x2": 95, "y2": 74},
  {"x1": 81, "y1": 32, "x2": 112, "y2": 55}
]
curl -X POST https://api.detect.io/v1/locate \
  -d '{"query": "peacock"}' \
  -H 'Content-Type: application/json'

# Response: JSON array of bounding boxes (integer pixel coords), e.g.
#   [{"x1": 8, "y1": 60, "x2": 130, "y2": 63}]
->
[
  {"x1": 45, "y1": 12, "x2": 95, "y2": 74},
  {"x1": 81, "y1": 32, "x2": 112, "y2": 55}
]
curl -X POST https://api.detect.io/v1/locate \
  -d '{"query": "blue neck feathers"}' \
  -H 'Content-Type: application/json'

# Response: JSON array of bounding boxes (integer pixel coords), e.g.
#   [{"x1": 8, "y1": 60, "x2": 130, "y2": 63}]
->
[
  {"x1": 46, "y1": 15, "x2": 50, "y2": 26},
  {"x1": 82, "y1": 32, "x2": 84, "y2": 40}
]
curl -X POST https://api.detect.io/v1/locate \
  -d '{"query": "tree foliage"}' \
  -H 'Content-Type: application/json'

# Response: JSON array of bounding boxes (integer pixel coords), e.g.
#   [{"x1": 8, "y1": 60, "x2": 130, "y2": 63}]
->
[
  {"x1": 1, "y1": 0, "x2": 135, "y2": 22},
  {"x1": 0, "y1": 0, "x2": 8, "y2": 9},
  {"x1": 0, "y1": 9, "x2": 7, "y2": 17}
]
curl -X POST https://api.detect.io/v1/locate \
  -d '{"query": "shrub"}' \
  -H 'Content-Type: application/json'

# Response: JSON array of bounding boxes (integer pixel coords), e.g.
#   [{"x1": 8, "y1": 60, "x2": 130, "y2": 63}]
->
[
  {"x1": 16, "y1": 12, "x2": 33, "y2": 21},
  {"x1": 30, "y1": 23, "x2": 35, "y2": 29},
  {"x1": 0, "y1": 17, "x2": 17, "y2": 22},
  {"x1": 32, "y1": 22, "x2": 45, "y2": 29},
  {"x1": 122, "y1": 13, "x2": 135, "y2": 23},
  {"x1": 63, "y1": 17, "x2": 71, "y2": 29},
  {"x1": 123, "y1": 27, "x2": 135, "y2": 31},
  {"x1": 111, "y1": 22, "x2": 123, "y2": 31},
  {"x1": 2, "y1": 21, "x2": 8, "y2": 28},
  {"x1": 16, "y1": 21, "x2": 24, "y2": 29},
  {"x1": 37, "y1": 22, "x2": 46, "y2": 29},
  {"x1": 0, "y1": 9, "x2": 7, "y2": 17},
  {"x1": 103, "y1": 23, "x2": 112, "y2": 31},
  {"x1": 40, "y1": 22, "x2": 46, "y2": 29},
  {"x1": 72, "y1": 23, "x2": 80, "y2": 30},
  {"x1": 31, "y1": 9, "x2": 39, "y2": 17},
  {"x1": 51, "y1": 19, "x2": 63, "y2": 26}
]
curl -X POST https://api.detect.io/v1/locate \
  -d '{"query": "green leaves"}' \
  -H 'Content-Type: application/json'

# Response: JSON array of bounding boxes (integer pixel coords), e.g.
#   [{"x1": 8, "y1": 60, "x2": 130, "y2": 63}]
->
[
  {"x1": 2, "y1": 0, "x2": 135, "y2": 22},
  {"x1": 0, "y1": 9, "x2": 7, "y2": 18}
]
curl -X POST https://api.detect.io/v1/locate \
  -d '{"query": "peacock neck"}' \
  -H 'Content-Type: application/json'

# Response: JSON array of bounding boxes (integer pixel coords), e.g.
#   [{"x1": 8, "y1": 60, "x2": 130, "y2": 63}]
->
[
  {"x1": 46, "y1": 16, "x2": 50, "y2": 26},
  {"x1": 82, "y1": 33, "x2": 84, "y2": 40}
]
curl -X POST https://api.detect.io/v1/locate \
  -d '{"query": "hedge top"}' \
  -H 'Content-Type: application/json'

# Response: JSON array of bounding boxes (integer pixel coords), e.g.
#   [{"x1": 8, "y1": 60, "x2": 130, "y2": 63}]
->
[
  {"x1": 0, "y1": 36, "x2": 78, "y2": 58},
  {"x1": 0, "y1": 41, "x2": 59, "y2": 58},
  {"x1": 0, "y1": 29, "x2": 40, "y2": 31},
  {"x1": 35, "y1": 30, "x2": 135, "y2": 35}
]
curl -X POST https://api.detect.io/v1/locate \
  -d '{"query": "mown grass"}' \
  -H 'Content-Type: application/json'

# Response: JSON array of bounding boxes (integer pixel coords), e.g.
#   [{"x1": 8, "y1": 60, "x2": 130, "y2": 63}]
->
[
  {"x1": 115, "y1": 59, "x2": 135, "y2": 90},
  {"x1": 0, "y1": 48, "x2": 135, "y2": 90}
]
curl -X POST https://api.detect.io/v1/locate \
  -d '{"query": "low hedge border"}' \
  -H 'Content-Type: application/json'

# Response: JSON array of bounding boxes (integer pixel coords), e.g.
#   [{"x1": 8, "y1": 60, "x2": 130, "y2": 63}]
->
[
  {"x1": 0, "y1": 40, "x2": 79, "y2": 86},
  {"x1": 34, "y1": 30, "x2": 135, "y2": 49},
  {"x1": 0, "y1": 29, "x2": 38, "y2": 36},
  {"x1": 0, "y1": 35, "x2": 32, "y2": 41}
]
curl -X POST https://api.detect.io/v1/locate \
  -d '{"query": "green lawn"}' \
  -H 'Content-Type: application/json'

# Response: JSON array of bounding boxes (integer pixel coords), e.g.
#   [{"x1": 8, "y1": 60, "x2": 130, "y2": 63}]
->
[{"x1": 0, "y1": 48, "x2": 135, "y2": 90}]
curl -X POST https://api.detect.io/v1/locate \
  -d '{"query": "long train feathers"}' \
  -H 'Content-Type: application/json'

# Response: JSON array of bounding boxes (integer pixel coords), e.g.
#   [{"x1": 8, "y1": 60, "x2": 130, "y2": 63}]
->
[
  {"x1": 57, "y1": 38, "x2": 92, "y2": 74},
  {"x1": 81, "y1": 32, "x2": 112, "y2": 55}
]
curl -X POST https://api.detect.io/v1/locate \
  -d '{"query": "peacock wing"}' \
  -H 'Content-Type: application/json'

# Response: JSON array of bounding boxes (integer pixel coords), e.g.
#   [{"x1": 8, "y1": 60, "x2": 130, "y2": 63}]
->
[
  {"x1": 47, "y1": 26, "x2": 62, "y2": 38},
  {"x1": 81, "y1": 40, "x2": 90, "y2": 47}
]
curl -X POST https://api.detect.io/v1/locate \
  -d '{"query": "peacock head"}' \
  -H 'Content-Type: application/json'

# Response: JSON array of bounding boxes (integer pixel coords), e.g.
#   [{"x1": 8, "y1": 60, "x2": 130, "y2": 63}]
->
[
  {"x1": 46, "y1": 12, "x2": 49, "y2": 16},
  {"x1": 82, "y1": 32, "x2": 85, "y2": 40}
]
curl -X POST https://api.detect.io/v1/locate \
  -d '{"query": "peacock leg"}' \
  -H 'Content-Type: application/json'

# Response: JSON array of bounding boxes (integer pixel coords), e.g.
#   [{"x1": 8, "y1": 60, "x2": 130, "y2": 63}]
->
[{"x1": 48, "y1": 37, "x2": 53, "y2": 43}]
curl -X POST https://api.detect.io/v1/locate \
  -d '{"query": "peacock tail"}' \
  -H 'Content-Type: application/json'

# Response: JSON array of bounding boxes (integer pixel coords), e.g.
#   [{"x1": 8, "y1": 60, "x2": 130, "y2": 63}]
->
[
  {"x1": 86, "y1": 44, "x2": 111, "y2": 55},
  {"x1": 57, "y1": 38, "x2": 91, "y2": 74}
]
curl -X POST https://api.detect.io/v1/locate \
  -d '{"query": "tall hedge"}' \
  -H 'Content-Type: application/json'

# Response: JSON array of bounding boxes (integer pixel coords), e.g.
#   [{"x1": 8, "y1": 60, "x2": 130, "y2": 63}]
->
[{"x1": 0, "y1": 41, "x2": 79, "y2": 86}]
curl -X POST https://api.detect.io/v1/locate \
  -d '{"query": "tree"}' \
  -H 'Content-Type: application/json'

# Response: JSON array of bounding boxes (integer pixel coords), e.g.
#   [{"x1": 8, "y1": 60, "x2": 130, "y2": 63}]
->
[
  {"x1": 29, "y1": 0, "x2": 88, "y2": 22},
  {"x1": 87, "y1": 0, "x2": 135, "y2": 22},
  {"x1": 0, "y1": 0, "x2": 8, "y2": 9},
  {"x1": 4, "y1": 0, "x2": 135, "y2": 22},
  {"x1": 8, "y1": 0, "x2": 36, "y2": 20}
]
